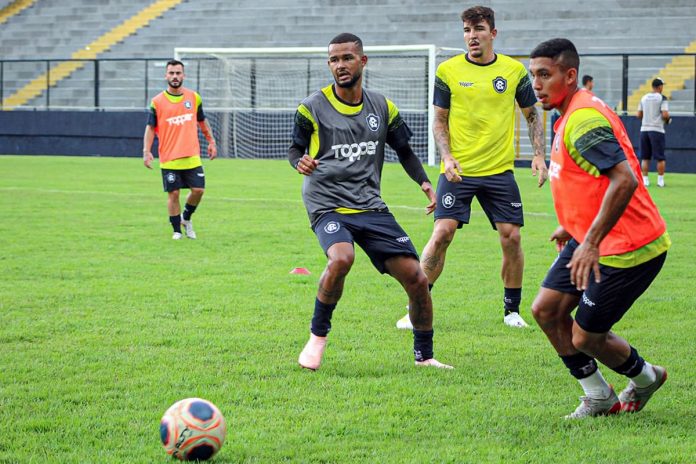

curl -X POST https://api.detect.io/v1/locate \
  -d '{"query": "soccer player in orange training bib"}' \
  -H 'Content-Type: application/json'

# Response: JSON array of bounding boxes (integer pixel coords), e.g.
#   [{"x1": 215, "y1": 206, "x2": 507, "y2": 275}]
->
[
  {"x1": 143, "y1": 59, "x2": 217, "y2": 240},
  {"x1": 529, "y1": 38, "x2": 671, "y2": 419}
]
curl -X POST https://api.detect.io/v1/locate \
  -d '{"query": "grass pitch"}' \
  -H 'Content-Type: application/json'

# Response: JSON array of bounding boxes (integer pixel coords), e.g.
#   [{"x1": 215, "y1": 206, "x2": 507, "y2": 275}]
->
[{"x1": 0, "y1": 155, "x2": 694, "y2": 463}]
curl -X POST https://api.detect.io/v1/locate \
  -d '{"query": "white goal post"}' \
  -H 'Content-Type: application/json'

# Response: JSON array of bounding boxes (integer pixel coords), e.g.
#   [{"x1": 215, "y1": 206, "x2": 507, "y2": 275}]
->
[{"x1": 175, "y1": 45, "x2": 438, "y2": 165}]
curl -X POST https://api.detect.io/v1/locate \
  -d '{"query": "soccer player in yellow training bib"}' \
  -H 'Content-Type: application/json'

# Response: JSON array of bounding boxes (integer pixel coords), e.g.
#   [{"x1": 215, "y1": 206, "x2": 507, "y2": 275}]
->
[{"x1": 395, "y1": 6, "x2": 548, "y2": 330}]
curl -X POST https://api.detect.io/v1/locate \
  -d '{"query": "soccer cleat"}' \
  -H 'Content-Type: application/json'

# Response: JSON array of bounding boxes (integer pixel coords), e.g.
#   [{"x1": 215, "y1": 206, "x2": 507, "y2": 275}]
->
[
  {"x1": 643, "y1": 177, "x2": 650, "y2": 187},
  {"x1": 503, "y1": 312, "x2": 529, "y2": 328},
  {"x1": 172, "y1": 232, "x2": 183, "y2": 240},
  {"x1": 565, "y1": 387, "x2": 621, "y2": 419},
  {"x1": 396, "y1": 312, "x2": 413, "y2": 330},
  {"x1": 415, "y1": 358, "x2": 454, "y2": 369},
  {"x1": 657, "y1": 178, "x2": 665, "y2": 188},
  {"x1": 181, "y1": 218, "x2": 197, "y2": 239},
  {"x1": 619, "y1": 365, "x2": 667, "y2": 413},
  {"x1": 298, "y1": 333, "x2": 327, "y2": 371}
]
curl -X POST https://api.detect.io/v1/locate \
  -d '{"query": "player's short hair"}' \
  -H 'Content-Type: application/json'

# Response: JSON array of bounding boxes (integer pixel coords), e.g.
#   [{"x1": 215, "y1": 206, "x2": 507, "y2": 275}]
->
[
  {"x1": 166, "y1": 59, "x2": 184, "y2": 69},
  {"x1": 461, "y1": 6, "x2": 495, "y2": 30},
  {"x1": 329, "y1": 33, "x2": 363, "y2": 54},
  {"x1": 530, "y1": 38, "x2": 580, "y2": 72},
  {"x1": 582, "y1": 75, "x2": 593, "y2": 85}
]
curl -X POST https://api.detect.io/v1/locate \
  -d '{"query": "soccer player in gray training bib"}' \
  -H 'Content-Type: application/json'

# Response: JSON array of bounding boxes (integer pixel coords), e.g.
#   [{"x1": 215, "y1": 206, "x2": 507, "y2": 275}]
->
[{"x1": 289, "y1": 32, "x2": 453, "y2": 371}]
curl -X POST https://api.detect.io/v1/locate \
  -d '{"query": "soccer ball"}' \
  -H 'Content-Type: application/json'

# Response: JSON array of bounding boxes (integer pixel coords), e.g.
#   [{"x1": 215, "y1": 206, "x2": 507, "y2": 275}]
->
[{"x1": 160, "y1": 398, "x2": 227, "y2": 461}]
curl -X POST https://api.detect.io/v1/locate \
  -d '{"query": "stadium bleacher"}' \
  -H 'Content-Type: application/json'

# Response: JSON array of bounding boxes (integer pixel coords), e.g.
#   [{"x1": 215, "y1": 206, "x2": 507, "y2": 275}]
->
[{"x1": 1, "y1": 0, "x2": 694, "y2": 112}]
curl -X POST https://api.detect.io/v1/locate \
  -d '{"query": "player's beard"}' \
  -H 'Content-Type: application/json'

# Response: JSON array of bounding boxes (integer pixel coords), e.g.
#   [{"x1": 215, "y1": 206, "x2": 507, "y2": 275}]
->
[
  {"x1": 168, "y1": 79, "x2": 183, "y2": 89},
  {"x1": 335, "y1": 70, "x2": 361, "y2": 89}
]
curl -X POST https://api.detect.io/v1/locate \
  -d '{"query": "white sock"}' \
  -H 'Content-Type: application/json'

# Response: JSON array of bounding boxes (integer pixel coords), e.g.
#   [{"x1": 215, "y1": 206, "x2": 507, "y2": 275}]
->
[
  {"x1": 578, "y1": 369, "x2": 612, "y2": 398},
  {"x1": 643, "y1": 175, "x2": 650, "y2": 185},
  {"x1": 657, "y1": 175, "x2": 664, "y2": 183},
  {"x1": 630, "y1": 361, "x2": 657, "y2": 388}
]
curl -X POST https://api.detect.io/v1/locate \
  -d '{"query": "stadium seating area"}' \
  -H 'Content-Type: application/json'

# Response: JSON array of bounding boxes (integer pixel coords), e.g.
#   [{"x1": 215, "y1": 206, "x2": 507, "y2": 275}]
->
[{"x1": 1, "y1": 0, "x2": 695, "y2": 112}]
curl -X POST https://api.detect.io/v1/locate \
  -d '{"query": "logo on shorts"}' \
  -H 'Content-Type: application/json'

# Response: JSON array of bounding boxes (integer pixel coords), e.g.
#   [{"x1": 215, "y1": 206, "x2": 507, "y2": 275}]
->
[
  {"x1": 366, "y1": 113, "x2": 381, "y2": 132},
  {"x1": 510, "y1": 202, "x2": 522, "y2": 208},
  {"x1": 184, "y1": 101, "x2": 192, "y2": 109},
  {"x1": 197, "y1": 172, "x2": 205, "y2": 177},
  {"x1": 396, "y1": 236, "x2": 410, "y2": 243},
  {"x1": 441, "y1": 192, "x2": 455, "y2": 209},
  {"x1": 166, "y1": 173, "x2": 176, "y2": 183},
  {"x1": 324, "y1": 221, "x2": 340, "y2": 234},
  {"x1": 492, "y1": 76, "x2": 507, "y2": 93},
  {"x1": 582, "y1": 293, "x2": 595, "y2": 308}
]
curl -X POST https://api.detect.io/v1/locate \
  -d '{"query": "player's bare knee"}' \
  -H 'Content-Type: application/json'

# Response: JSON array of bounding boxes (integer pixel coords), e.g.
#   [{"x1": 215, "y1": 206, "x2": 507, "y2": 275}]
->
[{"x1": 327, "y1": 253, "x2": 354, "y2": 277}]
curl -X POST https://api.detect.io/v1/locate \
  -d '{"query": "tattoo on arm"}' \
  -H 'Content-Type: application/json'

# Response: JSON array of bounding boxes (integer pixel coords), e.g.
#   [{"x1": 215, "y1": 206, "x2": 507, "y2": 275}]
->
[
  {"x1": 525, "y1": 107, "x2": 545, "y2": 158},
  {"x1": 433, "y1": 109, "x2": 451, "y2": 157}
]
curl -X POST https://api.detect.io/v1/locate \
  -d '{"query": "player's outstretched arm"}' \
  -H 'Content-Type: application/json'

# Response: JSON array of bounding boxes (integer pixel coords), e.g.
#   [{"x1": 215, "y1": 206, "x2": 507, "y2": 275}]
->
[
  {"x1": 199, "y1": 120, "x2": 217, "y2": 160},
  {"x1": 521, "y1": 105, "x2": 548, "y2": 187},
  {"x1": 392, "y1": 143, "x2": 435, "y2": 214},
  {"x1": 143, "y1": 125, "x2": 155, "y2": 169},
  {"x1": 433, "y1": 106, "x2": 462, "y2": 182},
  {"x1": 568, "y1": 160, "x2": 637, "y2": 290}
]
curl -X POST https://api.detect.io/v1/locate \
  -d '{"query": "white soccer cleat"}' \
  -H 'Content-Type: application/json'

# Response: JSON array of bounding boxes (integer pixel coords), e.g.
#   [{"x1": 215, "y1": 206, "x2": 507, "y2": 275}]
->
[
  {"x1": 181, "y1": 218, "x2": 197, "y2": 239},
  {"x1": 415, "y1": 358, "x2": 454, "y2": 369},
  {"x1": 396, "y1": 312, "x2": 413, "y2": 330},
  {"x1": 298, "y1": 333, "x2": 327, "y2": 371},
  {"x1": 172, "y1": 232, "x2": 183, "y2": 240},
  {"x1": 504, "y1": 312, "x2": 529, "y2": 328},
  {"x1": 657, "y1": 178, "x2": 665, "y2": 188},
  {"x1": 619, "y1": 365, "x2": 667, "y2": 413},
  {"x1": 643, "y1": 177, "x2": 650, "y2": 187},
  {"x1": 565, "y1": 388, "x2": 621, "y2": 419}
]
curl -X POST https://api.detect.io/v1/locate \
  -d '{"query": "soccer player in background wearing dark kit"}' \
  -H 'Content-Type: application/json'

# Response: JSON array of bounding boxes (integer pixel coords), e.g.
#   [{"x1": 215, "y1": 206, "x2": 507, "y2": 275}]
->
[
  {"x1": 143, "y1": 59, "x2": 217, "y2": 240},
  {"x1": 396, "y1": 6, "x2": 548, "y2": 331},
  {"x1": 289, "y1": 33, "x2": 452, "y2": 371},
  {"x1": 529, "y1": 38, "x2": 670, "y2": 418}
]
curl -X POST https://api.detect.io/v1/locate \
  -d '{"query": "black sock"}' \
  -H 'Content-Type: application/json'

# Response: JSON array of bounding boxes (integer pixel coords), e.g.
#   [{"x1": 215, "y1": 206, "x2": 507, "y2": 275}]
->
[
  {"x1": 169, "y1": 215, "x2": 182, "y2": 233},
  {"x1": 413, "y1": 329, "x2": 434, "y2": 361},
  {"x1": 183, "y1": 203, "x2": 197, "y2": 221},
  {"x1": 310, "y1": 298, "x2": 336, "y2": 337},
  {"x1": 560, "y1": 352, "x2": 598, "y2": 379},
  {"x1": 504, "y1": 287, "x2": 522, "y2": 316},
  {"x1": 609, "y1": 346, "x2": 645, "y2": 378}
]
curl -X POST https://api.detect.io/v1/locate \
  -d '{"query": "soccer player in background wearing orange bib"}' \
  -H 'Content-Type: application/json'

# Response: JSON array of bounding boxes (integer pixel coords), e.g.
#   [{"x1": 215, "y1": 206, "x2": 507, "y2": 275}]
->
[
  {"x1": 143, "y1": 59, "x2": 217, "y2": 240},
  {"x1": 529, "y1": 38, "x2": 670, "y2": 419}
]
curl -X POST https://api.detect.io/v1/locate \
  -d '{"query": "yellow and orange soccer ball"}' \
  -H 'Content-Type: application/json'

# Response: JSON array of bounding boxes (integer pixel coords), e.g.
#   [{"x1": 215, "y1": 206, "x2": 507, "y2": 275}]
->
[{"x1": 160, "y1": 398, "x2": 227, "y2": 461}]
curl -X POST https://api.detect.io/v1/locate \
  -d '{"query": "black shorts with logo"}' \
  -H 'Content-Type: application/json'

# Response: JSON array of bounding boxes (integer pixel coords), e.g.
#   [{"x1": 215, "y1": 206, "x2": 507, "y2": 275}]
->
[
  {"x1": 313, "y1": 210, "x2": 419, "y2": 274},
  {"x1": 542, "y1": 238, "x2": 667, "y2": 333},
  {"x1": 434, "y1": 170, "x2": 524, "y2": 230},
  {"x1": 161, "y1": 166, "x2": 206, "y2": 192}
]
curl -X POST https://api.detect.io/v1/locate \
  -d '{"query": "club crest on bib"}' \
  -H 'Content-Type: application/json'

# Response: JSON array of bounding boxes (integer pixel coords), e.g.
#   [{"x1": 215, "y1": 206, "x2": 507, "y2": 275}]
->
[
  {"x1": 366, "y1": 113, "x2": 381, "y2": 132},
  {"x1": 492, "y1": 76, "x2": 507, "y2": 94},
  {"x1": 324, "y1": 221, "x2": 340, "y2": 234},
  {"x1": 184, "y1": 100, "x2": 192, "y2": 109}
]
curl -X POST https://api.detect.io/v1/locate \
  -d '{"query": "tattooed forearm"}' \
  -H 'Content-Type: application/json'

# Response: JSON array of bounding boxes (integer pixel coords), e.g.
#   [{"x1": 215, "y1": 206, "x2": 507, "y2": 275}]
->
[
  {"x1": 433, "y1": 109, "x2": 452, "y2": 157},
  {"x1": 525, "y1": 106, "x2": 545, "y2": 158}
]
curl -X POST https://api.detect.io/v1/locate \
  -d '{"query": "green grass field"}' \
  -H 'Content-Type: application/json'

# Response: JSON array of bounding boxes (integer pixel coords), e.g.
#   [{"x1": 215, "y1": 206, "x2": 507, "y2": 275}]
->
[{"x1": 1, "y1": 155, "x2": 694, "y2": 463}]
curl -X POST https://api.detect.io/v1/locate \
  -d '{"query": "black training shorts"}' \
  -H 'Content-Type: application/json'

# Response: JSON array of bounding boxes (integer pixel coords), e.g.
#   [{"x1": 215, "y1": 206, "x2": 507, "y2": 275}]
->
[
  {"x1": 313, "y1": 210, "x2": 419, "y2": 274},
  {"x1": 542, "y1": 238, "x2": 667, "y2": 333},
  {"x1": 161, "y1": 166, "x2": 205, "y2": 192},
  {"x1": 434, "y1": 170, "x2": 524, "y2": 230}
]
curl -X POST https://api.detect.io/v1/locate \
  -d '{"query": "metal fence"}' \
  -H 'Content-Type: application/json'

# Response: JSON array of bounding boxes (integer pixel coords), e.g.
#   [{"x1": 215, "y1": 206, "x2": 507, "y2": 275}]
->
[{"x1": 1, "y1": 53, "x2": 695, "y2": 115}]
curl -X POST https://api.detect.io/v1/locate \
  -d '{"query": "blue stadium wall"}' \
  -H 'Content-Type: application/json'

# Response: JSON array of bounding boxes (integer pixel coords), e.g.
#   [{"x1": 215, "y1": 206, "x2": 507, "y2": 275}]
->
[{"x1": 1, "y1": 111, "x2": 695, "y2": 173}]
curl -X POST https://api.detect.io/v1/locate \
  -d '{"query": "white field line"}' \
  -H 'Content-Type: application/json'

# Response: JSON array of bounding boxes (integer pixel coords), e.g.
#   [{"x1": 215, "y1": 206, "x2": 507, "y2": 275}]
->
[{"x1": 1, "y1": 186, "x2": 556, "y2": 217}]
